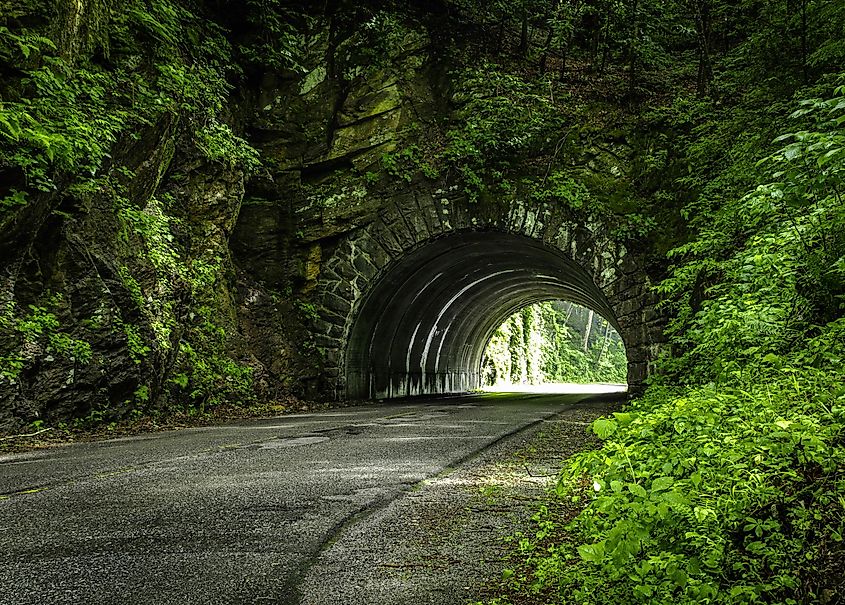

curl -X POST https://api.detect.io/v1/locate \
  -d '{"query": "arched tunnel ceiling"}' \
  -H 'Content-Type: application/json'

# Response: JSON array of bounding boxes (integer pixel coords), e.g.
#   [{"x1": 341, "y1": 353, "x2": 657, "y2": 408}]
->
[{"x1": 346, "y1": 231, "x2": 623, "y2": 399}]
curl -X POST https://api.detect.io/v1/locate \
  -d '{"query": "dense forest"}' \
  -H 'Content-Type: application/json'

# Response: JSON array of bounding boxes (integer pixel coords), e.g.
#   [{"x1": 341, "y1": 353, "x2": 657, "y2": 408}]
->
[{"x1": 1, "y1": 0, "x2": 844, "y2": 603}]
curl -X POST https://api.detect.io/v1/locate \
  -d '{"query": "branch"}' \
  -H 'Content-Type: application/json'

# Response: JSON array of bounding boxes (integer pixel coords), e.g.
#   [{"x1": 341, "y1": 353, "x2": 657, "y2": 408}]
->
[{"x1": 0, "y1": 427, "x2": 52, "y2": 441}]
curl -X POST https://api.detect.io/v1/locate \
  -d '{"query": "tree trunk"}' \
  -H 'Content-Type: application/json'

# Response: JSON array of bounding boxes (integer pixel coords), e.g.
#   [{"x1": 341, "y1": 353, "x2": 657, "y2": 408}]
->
[
  {"x1": 599, "y1": 3, "x2": 613, "y2": 74},
  {"x1": 583, "y1": 309, "x2": 594, "y2": 352},
  {"x1": 559, "y1": 0, "x2": 582, "y2": 81},
  {"x1": 519, "y1": 3, "x2": 530, "y2": 57},
  {"x1": 496, "y1": 16, "x2": 507, "y2": 55},
  {"x1": 800, "y1": 0, "x2": 808, "y2": 83},
  {"x1": 693, "y1": 0, "x2": 714, "y2": 96},
  {"x1": 626, "y1": 0, "x2": 640, "y2": 99},
  {"x1": 559, "y1": 45, "x2": 569, "y2": 80},
  {"x1": 539, "y1": 28, "x2": 554, "y2": 72},
  {"x1": 539, "y1": 0, "x2": 562, "y2": 73},
  {"x1": 596, "y1": 321, "x2": 611, "y2": 365},
  {"x1": 586, "y1": 3, "x2": 601, "y2": 70}
]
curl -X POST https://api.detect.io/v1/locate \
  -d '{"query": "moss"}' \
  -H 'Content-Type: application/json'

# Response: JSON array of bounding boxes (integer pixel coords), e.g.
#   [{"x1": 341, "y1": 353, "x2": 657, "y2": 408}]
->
[{"x1": 0, "y1": 0, "x2": 266, "y2": 425}]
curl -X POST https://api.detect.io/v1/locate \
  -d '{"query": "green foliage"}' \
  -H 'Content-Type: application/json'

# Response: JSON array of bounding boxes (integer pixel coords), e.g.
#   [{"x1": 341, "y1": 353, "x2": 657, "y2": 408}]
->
[
  {"x1": 194, "y1": 122, "x2": 261, "y2": 170},
  {"x1": 0, "y1": 295, "x2": 92, "y2": 382},
  {"x1": 656, "y1": 79, "x2": 845, "y2": 383},
  {"x1": 121, "y1": 321, "x2": 150, "y2": 364},
  {"x1": 503, "y1": 340, "x2": 845, "y2": 604},
  {"x1": 481, "y1": 77, "x2": 845, "y2": 605},
  {"x1": 0, "y1": 56, "x2": 131, "y2": 198},
  {"x1": 238, "y1": 0, "x2": 306, "y2": 73},
  {"x1": 0, "y1": 24, "x2": 56, "y2": 61},
  {"x1": 177, "y1": 330, "x2": 253, "y2": 412},
  {"x1": 443, "y1": 62, "x2": 564, "y2": 200},
  {"x1": 482, "y1": 301, "x2": 627, "y2": 386},
  {"x1": 113, "y1": 190, "x2": 254, "y2": 411},
  {"x1": 529, "y1": 172, "x2": 591, "y2": 210},
  {"x1": 380, "y1": 145, "x2": 438, "y2": 183},
  {"x1": 0, "y1": 0, "x2": 265, "y2": 418},
  {"x1": 294, "y1": 299, "x2": 320, "y2": 322},
  {"x1": 350, "y1": 11, "x2": 415, "y2": 76},
  {"x1": 0, "y1": 0, "x2": 259, "y2": 211}
]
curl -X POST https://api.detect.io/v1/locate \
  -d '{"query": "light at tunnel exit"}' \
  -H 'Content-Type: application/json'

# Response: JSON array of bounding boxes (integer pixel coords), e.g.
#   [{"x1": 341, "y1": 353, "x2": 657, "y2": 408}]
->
[
  {"x1": 479, "y1": 383, "x2": 627, "y2": 394},
  {"x1": 480, "y1": 300, "x2": 628, "y2": 391}
]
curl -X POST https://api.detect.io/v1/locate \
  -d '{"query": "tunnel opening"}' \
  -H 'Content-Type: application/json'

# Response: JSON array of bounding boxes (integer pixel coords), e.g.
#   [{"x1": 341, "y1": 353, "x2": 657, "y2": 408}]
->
[
  {"x1": 344, "y1": 230, "x2": 629, "y2": 400},
  {"x1": 480, "y1": 300, "x2": 627, "y2": 394}
]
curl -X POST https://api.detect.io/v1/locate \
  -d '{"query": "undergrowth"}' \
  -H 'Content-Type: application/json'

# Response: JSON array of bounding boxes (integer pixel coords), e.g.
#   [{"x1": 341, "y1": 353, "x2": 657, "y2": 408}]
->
[
  {"x1": 489, "y1": 346, "x2": 845, "y2": 604},
  {"x1": 474, "y1": 76, "x2": 845, "y2": 605}
]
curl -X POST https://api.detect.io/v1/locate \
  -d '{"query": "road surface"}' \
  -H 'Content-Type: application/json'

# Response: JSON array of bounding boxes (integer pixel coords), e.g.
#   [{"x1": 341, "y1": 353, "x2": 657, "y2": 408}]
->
[{"x1": 0, "y1": 391, "x2": 620, "y2": 604}]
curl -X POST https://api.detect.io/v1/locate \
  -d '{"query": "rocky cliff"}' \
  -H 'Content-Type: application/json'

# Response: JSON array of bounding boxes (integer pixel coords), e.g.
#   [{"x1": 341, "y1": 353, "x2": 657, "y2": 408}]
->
[{"x1": 0, "y1": 1, "x2": 668, "y2": 432}]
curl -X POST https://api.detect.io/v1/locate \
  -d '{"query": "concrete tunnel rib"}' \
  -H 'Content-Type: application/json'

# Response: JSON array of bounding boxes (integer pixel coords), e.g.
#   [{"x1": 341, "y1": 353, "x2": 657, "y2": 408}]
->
[{"x1": 345, "y1": 231, "x2": 622, "y2": 400}]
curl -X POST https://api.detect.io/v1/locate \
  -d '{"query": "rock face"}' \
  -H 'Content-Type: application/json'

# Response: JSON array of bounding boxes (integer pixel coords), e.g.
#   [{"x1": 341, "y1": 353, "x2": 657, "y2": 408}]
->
[
  {"x1": 0, "y1": 4, "x2": 668, "y2": 431},
  {"x1": 0, "y1": 116, "x2": 247, "y2": 429}
]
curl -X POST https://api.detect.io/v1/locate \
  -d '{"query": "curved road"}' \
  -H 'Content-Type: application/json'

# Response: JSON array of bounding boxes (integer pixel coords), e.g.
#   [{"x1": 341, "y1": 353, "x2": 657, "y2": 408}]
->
[{"x1": 0, "y1": 392, "x2": 619, "y2": 604}]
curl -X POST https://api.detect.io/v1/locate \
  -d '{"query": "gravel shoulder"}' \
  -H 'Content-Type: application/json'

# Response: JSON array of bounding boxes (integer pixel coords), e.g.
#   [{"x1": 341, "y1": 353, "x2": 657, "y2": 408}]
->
[{"x1": 297, "y1": 395, "x2": 620, "y2": 605}]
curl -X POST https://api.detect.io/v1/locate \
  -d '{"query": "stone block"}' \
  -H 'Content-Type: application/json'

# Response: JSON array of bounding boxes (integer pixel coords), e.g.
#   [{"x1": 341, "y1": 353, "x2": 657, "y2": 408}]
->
[
  {"x1": 352, "y1": 252, "x2": 380, "y2": 281},
  {"x1": 429, "y1": 195, "x2": 455, "y2": 232},
  {"x1": 613, "y1": 297, "x2": 643, "y2": 319},
  {"x1": 369, "y1": 219, "x2": 404, "y2": 256},
  {"x1": 328, "y1": 257, "x2": 357, "y2": 283},
  {"x1": 414, "y1": 193, "x2": 444, "y2": 235},
  {"x1": 323, "y1": 347, "x2": 340, "y2": 365},
  {"x1": 396, "y1": 198, "x2": 431, "y2": 244},
  {"x1": 321, "y1": 291, "x2": 353, "y2": 316},
  {"x1": 380, "y1": 209, "x2": 415, "y2": 252},
  {"x1": 356, "y1": 232, "x2": 393, "y2": 269},
  {"x1": 332, "y1": 278, "x2": 354, "y2": 299},
  {"x1": 317, "y1": 306, "x2": 350, "y2": 326},
  {"x1": 314, "y1": 333, "x2": 340, "y2": 348}
]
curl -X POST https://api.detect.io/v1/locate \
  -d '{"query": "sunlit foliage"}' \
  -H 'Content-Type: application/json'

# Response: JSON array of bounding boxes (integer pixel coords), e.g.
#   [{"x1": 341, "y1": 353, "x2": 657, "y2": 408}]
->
[{"x1": 482, "y1": 301, "x2": 627, "y2": 387}]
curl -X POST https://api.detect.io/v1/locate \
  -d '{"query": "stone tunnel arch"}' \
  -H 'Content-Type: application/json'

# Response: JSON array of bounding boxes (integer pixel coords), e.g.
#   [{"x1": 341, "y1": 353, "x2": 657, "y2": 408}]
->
[
  {"x1": 311, "y1": 191, "x2": 664, "y2": 400},
  {"x1": 346, "y1": 232, "x2": 622, "y2": 399}
]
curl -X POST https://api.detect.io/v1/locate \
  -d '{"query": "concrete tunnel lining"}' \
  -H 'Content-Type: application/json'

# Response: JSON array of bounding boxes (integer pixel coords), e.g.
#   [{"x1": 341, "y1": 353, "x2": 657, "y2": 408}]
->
[{"x1": 345, "y1": 231, "x2": 622, "y2": 400}]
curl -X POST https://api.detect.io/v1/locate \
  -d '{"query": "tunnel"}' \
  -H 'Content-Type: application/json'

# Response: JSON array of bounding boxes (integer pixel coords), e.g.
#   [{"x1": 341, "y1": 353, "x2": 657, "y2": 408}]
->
[{"x1": 345, "y1": 231, "x2": 624, "y2": 400}]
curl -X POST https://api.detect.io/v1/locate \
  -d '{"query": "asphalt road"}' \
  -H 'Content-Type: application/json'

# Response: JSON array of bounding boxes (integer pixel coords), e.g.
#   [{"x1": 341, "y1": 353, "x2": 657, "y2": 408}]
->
[{"x1": 0, "y1": 392, "x2": 619, "y2": 604}]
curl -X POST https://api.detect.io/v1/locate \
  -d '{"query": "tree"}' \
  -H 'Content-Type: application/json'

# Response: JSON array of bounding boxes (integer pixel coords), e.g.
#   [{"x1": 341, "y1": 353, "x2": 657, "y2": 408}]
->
[{"x1": 688, "y1": 0, "x2": 713, "y2": 95}]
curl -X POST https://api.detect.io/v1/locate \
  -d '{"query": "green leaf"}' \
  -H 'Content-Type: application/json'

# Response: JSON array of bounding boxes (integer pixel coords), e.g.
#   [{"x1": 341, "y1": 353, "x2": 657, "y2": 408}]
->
[
  {"x1": 628, "y1": 483, "x2": 647, "y2": 498},
  {"x1": 577, "y1": 541, "x2": 605, "y2": 564},
  {"x1": 612, "y1": 412, "x2": 636, "y2": 426},
  {"x1": 592, "y1": 418, "x2": 618, "y2": 439},
  {"x1": 0, "y1": 114, "x2": 20, "y2": 139},
  {"x1": 663, "y1": 490, "x2": 690, "y2": 506},
  {"x1": 610, "y1": 480, "x2": 624, "y2": 493},
  {"x1": 650, "y1": 476, "x2": 674, "y2": 492}
]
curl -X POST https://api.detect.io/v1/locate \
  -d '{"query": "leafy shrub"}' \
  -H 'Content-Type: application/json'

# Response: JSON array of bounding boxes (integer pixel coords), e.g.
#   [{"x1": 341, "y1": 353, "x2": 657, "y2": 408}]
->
[
  {"x1": 443, "y1": 62, "x2": 564, "y2": 200},
  {"x1": 480, "y1": 78, "x2": 845, "y2": 605}
]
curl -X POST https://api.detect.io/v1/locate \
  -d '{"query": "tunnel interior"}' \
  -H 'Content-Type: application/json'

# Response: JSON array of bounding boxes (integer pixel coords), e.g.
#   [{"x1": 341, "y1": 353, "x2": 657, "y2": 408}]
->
[{"x1": 345, "y1": 231, "x2": 624, "y2": 400}]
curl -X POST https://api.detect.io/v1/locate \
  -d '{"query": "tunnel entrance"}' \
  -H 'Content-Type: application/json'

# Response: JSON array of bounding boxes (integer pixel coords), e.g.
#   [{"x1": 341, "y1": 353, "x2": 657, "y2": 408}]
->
[
  {"x1": 480, "y1": 300, "x2": 627, "y2": 392},
  {"x1": 344, "y1": 231, "x2": 627, "y2": 400}
]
